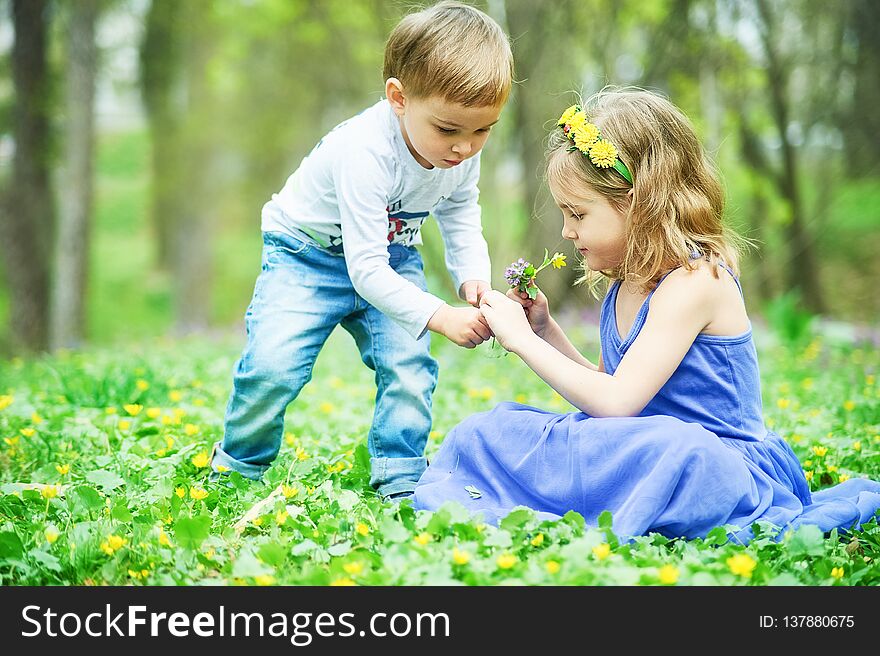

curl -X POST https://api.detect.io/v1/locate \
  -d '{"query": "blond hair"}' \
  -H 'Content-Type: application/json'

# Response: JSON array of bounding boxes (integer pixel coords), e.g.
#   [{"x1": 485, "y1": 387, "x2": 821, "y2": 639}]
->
[
  {"x1": 384, "y1": 1, "x2": 513, "y2": 107},
  {"x1": 547, "y1": 87, "x2": 747, "y2": 295}
]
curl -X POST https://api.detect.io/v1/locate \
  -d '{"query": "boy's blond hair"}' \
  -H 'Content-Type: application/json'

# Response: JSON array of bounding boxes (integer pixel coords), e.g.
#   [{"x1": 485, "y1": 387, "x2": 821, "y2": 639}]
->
[
  {"x1": 384, "y1": 1, "x2": 513, "y2": 107},
  {"x1": 547, "y1": 87, "x2": 747, "y2": 295}
]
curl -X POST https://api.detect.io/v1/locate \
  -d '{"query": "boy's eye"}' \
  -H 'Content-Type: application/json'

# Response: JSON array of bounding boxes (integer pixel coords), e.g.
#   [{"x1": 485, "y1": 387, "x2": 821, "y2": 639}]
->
[{"x1": 436, "y1": 126, "x2": 456, "y2": 134}]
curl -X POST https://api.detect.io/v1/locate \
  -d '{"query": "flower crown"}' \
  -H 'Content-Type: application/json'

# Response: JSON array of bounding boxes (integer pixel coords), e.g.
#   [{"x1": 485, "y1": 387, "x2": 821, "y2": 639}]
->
[{"x1": 557, "y1": 104, "x2": 633, "y2": 185}]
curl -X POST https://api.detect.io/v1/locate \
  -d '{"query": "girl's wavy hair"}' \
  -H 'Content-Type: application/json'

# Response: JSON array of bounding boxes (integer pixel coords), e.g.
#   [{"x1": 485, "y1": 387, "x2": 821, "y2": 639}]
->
[{"x1": 546, "y1": 87, "x2": 748, "y2": 296}]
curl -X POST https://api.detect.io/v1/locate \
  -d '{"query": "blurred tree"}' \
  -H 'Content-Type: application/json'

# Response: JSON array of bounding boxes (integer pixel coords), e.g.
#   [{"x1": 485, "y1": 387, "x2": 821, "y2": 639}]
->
[
  {"x1": 842, "y1": 0, "x2": 880, "y2": 176},
  {"x1": 0, "y1": 0, "x2": 54, "y2": 352},
  {"x1": 51, "y1": 0, "x2": 100, "y2": 350}
]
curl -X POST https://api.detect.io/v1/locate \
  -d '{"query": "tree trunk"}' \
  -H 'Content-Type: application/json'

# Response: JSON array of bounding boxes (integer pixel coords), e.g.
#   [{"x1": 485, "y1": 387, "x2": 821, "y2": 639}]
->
[
  {"x1": 51, "y1": 0, "x2": 99, "y2": 350},
  {"x1": 0, "y1": 0, "x2": 54, "y2": 353}
]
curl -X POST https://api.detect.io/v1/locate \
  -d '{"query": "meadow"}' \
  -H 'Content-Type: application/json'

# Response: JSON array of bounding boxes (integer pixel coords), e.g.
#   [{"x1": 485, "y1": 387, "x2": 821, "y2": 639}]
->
[{"x1": 1, "y1": 324, "x2": 878, "y2": 586}]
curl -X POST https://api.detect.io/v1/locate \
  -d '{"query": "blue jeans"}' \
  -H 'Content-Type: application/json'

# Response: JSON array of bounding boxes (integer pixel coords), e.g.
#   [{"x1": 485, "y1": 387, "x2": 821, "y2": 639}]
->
[{"x1": 212, "y1": 230, "x2": 439, "y2": 497}]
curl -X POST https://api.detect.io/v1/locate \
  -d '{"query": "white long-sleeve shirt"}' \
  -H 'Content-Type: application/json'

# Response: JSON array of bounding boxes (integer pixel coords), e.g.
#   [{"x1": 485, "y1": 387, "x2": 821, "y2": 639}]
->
[{"x1": 263, "y1": 99, "x2": 492, "y2": 339}]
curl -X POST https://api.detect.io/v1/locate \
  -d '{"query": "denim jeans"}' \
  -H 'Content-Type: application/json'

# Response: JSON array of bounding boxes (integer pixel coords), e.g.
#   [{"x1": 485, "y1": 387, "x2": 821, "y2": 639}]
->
[{"x1": 212, "y1": 230, "x2": 439, "y2": 497}]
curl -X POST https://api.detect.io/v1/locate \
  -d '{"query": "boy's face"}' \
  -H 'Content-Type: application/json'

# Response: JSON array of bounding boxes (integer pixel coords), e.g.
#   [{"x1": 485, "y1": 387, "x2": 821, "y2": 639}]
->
[{"x1": 387, "y1": 80, "x2": 504, "y2": 170}]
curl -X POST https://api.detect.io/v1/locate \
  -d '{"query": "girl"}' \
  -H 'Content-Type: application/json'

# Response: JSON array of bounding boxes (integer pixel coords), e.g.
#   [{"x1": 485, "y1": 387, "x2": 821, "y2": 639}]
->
[{"x1": 412, "y1": 89, "x2": 880, "y2": 542}]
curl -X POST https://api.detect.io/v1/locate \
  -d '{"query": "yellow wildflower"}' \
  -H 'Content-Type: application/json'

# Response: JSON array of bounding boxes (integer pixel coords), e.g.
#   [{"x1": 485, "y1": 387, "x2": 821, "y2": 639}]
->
[
  {"x1": 20, "y1": 428, "x2": 35, "y2": 438},
  {"x1": 545, "y1": 560, "x2": 561, "y2": 575},
  {"x1": 414, "y1": 532, "x2": 431, "y2": 545},
  {"x1": 165, "y1": 436, "x2": 175, "y2": 449},
  {"x1": 558, "y1": 104, "x2": 579, "y2": 126},
  {"x1": 55, "y1": 464, "x2": 70, "y2": 475},
  {"x1": 45, "y1": 526, "x2": 60, "y2": 544},
  {"x1": 592, "y1": 543, "x2": 611, "y2": 560},
  {"x1": 853, "y1": 441, "x2": 861, "y2": 452},
  {"x1": 866, "y1": 374, "x2": 875, "y2": 386},
  {"x1": 496, "y1": 553, "x2": 518, "y2": 570},
  {"x1": 831, "y1": 567, "x2": 844, "y2": 579},
  {"x1": 319, "y1": 402, "x2": 335, "y2": 414},
  {"x1": 550, "y1": 253, "x2": 567, "y2": 269},
  {"x1": 343, "y1": 562, "x2": 363, "y2": 576},
  {"x1": 107, "y1": 534, "x2": 126, "y2": 551},
  {"x1": 189, "y1": 487, "x2": 208, "y2": 501},
  {"x1": 843, "y1": 400, "x2": 856, "y2": 412},
  {"x1": 252, "y1": 516, "x2": 264, "y2": 526},
  {"x1": 804, "y1": 471, "x2": 814, "y2": 482},
  {"x1": 452, "y1": 548, "x2": 470, "y2": 565},
  {"x1": 216, "y1": 465, "x2": 229, "y2": 473},
  {"x1": 254, "y1": 575, "x2": 275, "y2": 586},
  {"x1": 0, "y1": 395, "x2": 13, "y2": 411},
  {"x1": 295, "y1": 446, "x2": 308, "y2": 461},
  {"x1": 146, "y1": 407, "x2": 161, "y2": 419},
  {"x1": 429, "y1": 430, "x2": 442, "y2": 441},
  {"x1": 105, "y1": 406, "x2": 117, "y2": 415},
  {"x1": 31, "y1": 412, "x2": 43, "y2": 424},
  {"x1": 158, "y1": 529, "x2": 172, "y2": 547},
  {"x1": 803, "y1": 460, "x2": 812, "y2": 467},
  {"x1": 356, "y1": 523, "x2": 370, "y2": 537},
  {"x1": 4, "y1": 436, "x2": 19, "y2": 447},
  {"x1": 330, "y1": 577, "x2": 356, "y2": 586},
  {"x1": 285, "y1": 433, "x2": 297, "y2": 447},
  {"x1": 811, "y1": 446, "x2": 828, "y2": 457},
  {"x1": 184, "y1": 424, "x2": 199, "y2": 436},
  {"x1": 827, "y1": 465, "x2": 838, "y2": 473},
  {"x1": 572, "y1": 123, "x2": 600, "y2": 152},
  {"x1": 191, "y1": 452, "x2": 210, "y2": 468},
  {"x1": 282, "y1": 484, "x2": 299, "y2": 499},
  {"x1": 41, "y1": 485, "x2": 59, "y2": 499},
  {"x1": 776, "y1": 398, "x2": 790, "y2": 410},
  {"x1": 839, "y1": 474, "x2": 850, "y2": 483},
  {"x1": 118, "y1": 420, "x2": 131, "y2": 431},
  {"x1": 530, "y1": 533, "x2": 545, "y2": 547},
  {"x1": 589, "y1": 140, "x2": 618, "y2": 168},
  {"x1": 169, "y1": 390, "x2": 182, "y2": 402},
  {"x1": 175, "y1": 486, "x2": 186, "y2": 498},
  {"x1": 136, "y1": 379, "x2": 150, "y2": 391},
  {"x1": 123, "y1": 404, "x2": 143, "y2": 416},
  {"x1": 658, "y1": 564, "x2": 679, "y2": 585},
  {"x1": 801, "y1": 378, "x2": 814, "y2": 390},
  {"x1": 275, "y1": 510, "x2": 288, "y2": 525},
  {"x1": 566, "y1": 111, "x2": 587, "y2": 133},
  {"x1": 726, "y1": 553, "x2": 757, "y2": 578}
]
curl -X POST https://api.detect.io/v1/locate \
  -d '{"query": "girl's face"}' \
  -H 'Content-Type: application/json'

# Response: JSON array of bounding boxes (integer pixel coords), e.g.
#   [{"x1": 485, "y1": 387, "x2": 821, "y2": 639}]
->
[
  {"x1": 551, "y1": 182, "x2": 630, "y2": 272},
  {"x1": 387, "y1": 80, "x2": 502, "y2": 170}
]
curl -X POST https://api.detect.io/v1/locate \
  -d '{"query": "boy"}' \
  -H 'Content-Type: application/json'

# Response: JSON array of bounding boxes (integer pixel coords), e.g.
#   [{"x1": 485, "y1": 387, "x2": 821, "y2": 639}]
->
[{"x1": 211, "y1": 1, "x2": 513, "y2": 500}]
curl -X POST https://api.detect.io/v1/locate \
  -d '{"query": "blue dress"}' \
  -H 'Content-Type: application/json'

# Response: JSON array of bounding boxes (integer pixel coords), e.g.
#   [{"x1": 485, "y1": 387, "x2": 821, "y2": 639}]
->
[{"x1": 413, "y1": 267, "x2": 880, "y2": 543}]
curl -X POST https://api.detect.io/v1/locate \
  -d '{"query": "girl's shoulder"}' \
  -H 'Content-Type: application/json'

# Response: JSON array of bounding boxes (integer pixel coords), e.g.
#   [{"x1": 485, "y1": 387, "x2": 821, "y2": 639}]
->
[{"x1": 651, "y1": 259, "x2": 750, "y2": 337}]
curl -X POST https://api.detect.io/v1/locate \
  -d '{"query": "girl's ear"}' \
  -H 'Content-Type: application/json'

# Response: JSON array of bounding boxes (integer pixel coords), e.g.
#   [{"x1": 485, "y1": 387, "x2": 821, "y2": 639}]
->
[{"x1": 385, "y1": 78, "x2": 407, "y2": 116}]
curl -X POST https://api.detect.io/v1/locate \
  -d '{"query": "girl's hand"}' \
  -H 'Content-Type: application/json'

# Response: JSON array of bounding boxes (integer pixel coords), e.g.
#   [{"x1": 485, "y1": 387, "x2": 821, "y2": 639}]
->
[
  {"x1": 506, "y1": 285, "x2": 551, "y2": 337},
  {"x1": 479, "y1": 290, "x2": 535, "y2": 354}
]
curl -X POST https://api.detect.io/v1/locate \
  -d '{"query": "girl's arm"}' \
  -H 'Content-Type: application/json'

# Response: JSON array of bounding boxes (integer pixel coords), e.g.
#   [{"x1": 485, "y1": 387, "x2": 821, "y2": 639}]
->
[{"x1": 480, "y1": 269, "x2": 716, "y2": 417}]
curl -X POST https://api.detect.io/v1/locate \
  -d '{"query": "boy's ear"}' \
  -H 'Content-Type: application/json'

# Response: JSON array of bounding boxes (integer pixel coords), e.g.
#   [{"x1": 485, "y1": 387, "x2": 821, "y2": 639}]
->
[{"x1": 385, "y1": 78, "x2": 407, "y2": 115}]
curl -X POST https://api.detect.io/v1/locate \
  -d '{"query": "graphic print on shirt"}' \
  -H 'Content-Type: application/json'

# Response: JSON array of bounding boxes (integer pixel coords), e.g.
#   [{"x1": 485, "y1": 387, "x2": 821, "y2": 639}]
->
[{"x1": 386, "y1": 199, "x2": 428, "y2": 246}]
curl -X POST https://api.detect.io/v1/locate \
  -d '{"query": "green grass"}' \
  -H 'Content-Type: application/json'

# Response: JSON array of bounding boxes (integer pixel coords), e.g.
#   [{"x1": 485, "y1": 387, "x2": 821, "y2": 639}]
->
[{"x1": 0, "y1": 326, "x2": 878, "y2": 586}]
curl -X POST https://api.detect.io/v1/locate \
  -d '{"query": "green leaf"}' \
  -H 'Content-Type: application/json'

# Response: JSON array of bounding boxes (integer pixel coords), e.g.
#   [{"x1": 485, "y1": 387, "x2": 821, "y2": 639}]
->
[
  {"x1": 232, "y1": 550, "x2": 272, "y2": 578},
  {"x1": 85, "y1": 469, "x2": 126, "y2": 491},
  {"x1": 704, "y1": 526, "x2": 729, "y2": 546},
  {"x1": 786, "y1": 524, "x2": 825, "y2": 557},
  {"x1": 327, "y1": 541, "x2": 352, "y2": 557},
  {"x1": 334, "y1": 489, "x2": 360, "y2": 512},
  {"x1": 500, "y1": 508, "x2": 533, "y2": 532},
  {"x1": 257, "y1": 542, "x2": 287, "y2": 566},
  {"x1": 174, "y1": 514, "x2": 212, "y2": 550},
  {"x1": 0, "y1": 531, "x2": 23, "y2": 559},
  {"x1": 527, "y1": 285, "x2": 539, "y2": 300},
  {"x1": 30, "y1": 550, "x2": 61, "y2": 573},
  {"x1": 483, "y1": 528, "x2": 513, "y2": 548},
  {"x1": 68, "y1": 485, "x2": 104, "y2": 514},
  {"x1": 598, "y1": 510, "x2": 614, "y2": 530},
  {"x1": 111, "y1": 499, "x2": 133, "y2": 523}
]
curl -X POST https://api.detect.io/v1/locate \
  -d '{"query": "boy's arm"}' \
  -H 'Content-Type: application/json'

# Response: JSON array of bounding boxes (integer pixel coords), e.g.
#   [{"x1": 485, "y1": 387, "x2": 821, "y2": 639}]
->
[{"x1": 432, "y1": 156, "x2": 492, "y2": 301}]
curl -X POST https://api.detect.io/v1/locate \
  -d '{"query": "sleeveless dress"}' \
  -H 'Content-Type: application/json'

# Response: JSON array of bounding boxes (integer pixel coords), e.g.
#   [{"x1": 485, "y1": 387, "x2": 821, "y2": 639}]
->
[{"x1": 412, "y1": 266, "x2": 880, "y2": 543}]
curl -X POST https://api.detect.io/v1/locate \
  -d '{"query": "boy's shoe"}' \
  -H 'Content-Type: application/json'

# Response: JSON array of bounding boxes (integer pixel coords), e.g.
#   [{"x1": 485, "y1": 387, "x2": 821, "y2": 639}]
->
[{"x1": 383, "y1": 490, "x2": 414, "y2": 505}]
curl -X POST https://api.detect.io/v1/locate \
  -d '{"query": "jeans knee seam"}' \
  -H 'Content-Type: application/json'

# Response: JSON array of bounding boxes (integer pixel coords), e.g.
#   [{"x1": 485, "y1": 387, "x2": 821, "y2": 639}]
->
[{"x1": 365, "y1": 310, "x2": 387, "y2": 460}]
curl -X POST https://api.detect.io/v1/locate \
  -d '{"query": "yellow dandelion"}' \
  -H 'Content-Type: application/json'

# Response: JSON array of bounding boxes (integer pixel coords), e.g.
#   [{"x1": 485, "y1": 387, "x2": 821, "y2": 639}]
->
[
  {"x1": 545, "y1": 560, "x2": 561, "y2": 575},
  {"x1": 572, "y1": 122, "x2": 601, "y2": 152},
  {"x1": 4, "y1": 435, "x2": 20, "y2": 447},
  {"x1": 776, "y1": 398, "x2": 790, "y2": 410},
  {"x1": 0, "y1": 395, "x2": 13, "y2": 411},
  {"x1": 565, "y1": 111, "x2": 587, "y2": 132},
  {"x1": 429, "y1": 430, "x2": 442, "y2": 441},
  {"x1": 254, "y1": 575, "x2": 275, "y2": 586},
  {"x1": 727, "y1": 553, "x2": 756, "y2": 578},
  {"x1": 275, "y1": 510, "x2": 288, "y2": 526},
  {"x1": 658, "y1": 564, "x2": 679, "y2": 584},
  {"x1": 189, "y1": 487, "x2": 208, "y2": 500},
  {"x1": 330, "y1": 577, "x2": 356, "y2": 586},
  {"x1": 811, "y1": 446, "x2": 828, "y2": 457},
  {"x1": 452, "y1": 548, "x2": 470, "y2": 566},
  {"x1": 216, "y1": 465, "x2": 229, "y2": 473},
  {"x1": 282, "y1": 484, "x2": 299, "y2": 499},
  {"x1": 168, "y1": 390, "x2": 182, "y2": 402},
  {"x1": 414, "y1": 532, "x2": 431, "y2": 546},
  {"x1": 804, "y1": 471, "x2": 814, "y2": 482},
  {"x1": 285, "y1": 432, "x2": 297, "y2": 447},
  {"x1": 831, "y1": 567, "x2": 844, "y2": 579},
  {"x1": 550, "y1": 253, "x2": 567, "y2": 269},
  {"x1": 107, "y1": 534, "x2": 126, "y2": 551},
  {"x1": 319, "y1": 402, "x2": 335, "y2": 414},
  {"x1": 530, "y1": 533, "x2": 545, "y2": 547},
  {"x1": 356, "y1": 523, "x2": 370, "y2": 537},
  {"x1": 175, "y1": 486, "x2": 186, "y2": 498},
  {"x1": 252, "y1": 516, "x2": 264, "y2": 526},
  {"x1": 158, "y1": 529, "x2": 172, "y2": 547},
  {"x1": 136, "y1": 379, "x2": 150, "y2": 391},
  {"x1": 123, "y1": 404, "x2": 143, "y2": 416},
  {"x1": 146, "y1": 407, "x2": 161, "y2": 419},
  {"x1": 20, "y1": 428, "x2": 35, "y2": 438},
  {"x1": 515, "y1": 393, "x2": 528, "y2": 404},
  {"x1": 172, "y1": 408, "x2": 186, "y2": 419},
  {"x1": 588, "y1": 140, "x2": 618, "y2": 168},
  {"x1": 558, "y1": 104, "x2": 579, "y2": 126},
  {"x1": 31, "y1": 412, "x2": 43, "y2": 424},
  {"x1": 865, "y1": 374, "x2": 874, "y2": 386},
  {"x1": 843, "y1": 400, "x2": 856, "y2": 412},
  {"x1": 496, "y1": 553, "x2": 518, "y2": 570},
  {"x1": 105, "y1": 406, "x2": 117, "y2": 415},
  {"x1": 118, "y1": 420, "x2": 131, "y2": 431},
  {"x1": 45, "y1": 526, "x2": 60, "y2": 544},
  {"x1": 592, "y1": 543, "x2": 611, "y2": 560},
  {"x1": 343, "y1": 562, "x2": 363, "y2": 576},
  {"x1": 295, "y1": 446, "x2": 308, "y2": 461},
  {"x1": 41, "y1": 485, "x2": 59, "y2": 499},
  {"x1": 191, "y1": 452, "x2": 210, "y2": 468},
  {"x1": 827, "y1": 465, "x2": 838, "y2": 473},
  {"x1": 853, "y1": 441, "x2": 861, "y2": 452},
  {"x1": 839, "y1": 474, "x2": 850, "y2": 483},
  {"x1": 184, "y1": 424, "x2": 199, "y2": 436},
  {"x1": 55, "y1": 463, "x2": 70, "y2": 475}
]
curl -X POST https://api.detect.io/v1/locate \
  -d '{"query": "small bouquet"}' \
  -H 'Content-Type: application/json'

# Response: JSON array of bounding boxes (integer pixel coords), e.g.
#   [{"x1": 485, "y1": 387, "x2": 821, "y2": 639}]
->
[{"x1": 485, "y1": 249, "x2": 567, "y2": 357}]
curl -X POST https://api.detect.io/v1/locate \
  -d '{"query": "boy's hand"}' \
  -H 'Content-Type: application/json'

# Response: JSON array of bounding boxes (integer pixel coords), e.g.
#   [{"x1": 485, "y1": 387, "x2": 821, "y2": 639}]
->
[
  {"x1": 427, "y1": 303, "x2": 492, "y2": 348},
  {"x1": 459, "y1": 280, "x2": 491, "y2": 307},
  {"x1": 479, "y1": 290, "x2": 534, "y2": 353},
  {"x1": 506, "y1": 285, "x2": 551, "y2": 337}
]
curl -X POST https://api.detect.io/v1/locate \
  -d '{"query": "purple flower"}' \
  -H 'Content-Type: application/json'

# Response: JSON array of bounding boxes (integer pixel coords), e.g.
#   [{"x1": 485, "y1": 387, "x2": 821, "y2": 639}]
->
[{"x1": 504, "y1": 258, "x2": 532, "y2": 289}]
